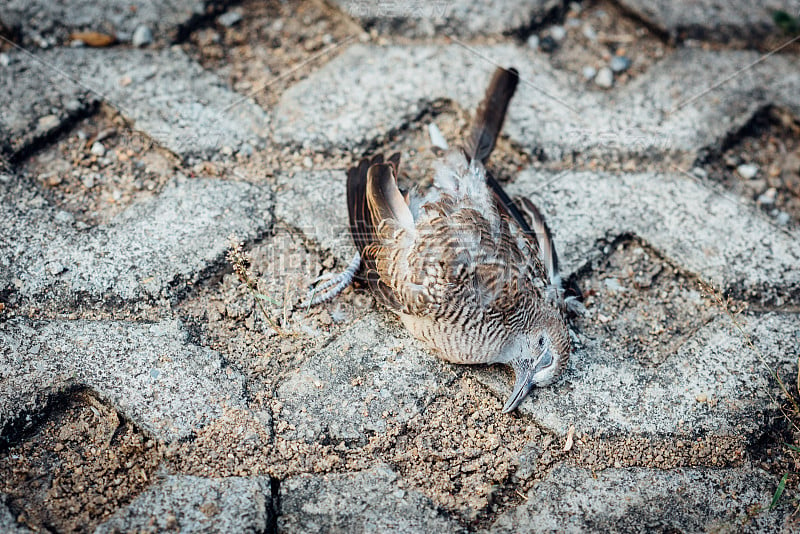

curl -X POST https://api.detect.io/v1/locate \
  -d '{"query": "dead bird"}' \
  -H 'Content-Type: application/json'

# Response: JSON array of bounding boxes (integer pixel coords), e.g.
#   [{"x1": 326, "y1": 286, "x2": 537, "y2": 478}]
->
[{"x1": 305, "y1": 67, "x2": 580, "y2": 412}]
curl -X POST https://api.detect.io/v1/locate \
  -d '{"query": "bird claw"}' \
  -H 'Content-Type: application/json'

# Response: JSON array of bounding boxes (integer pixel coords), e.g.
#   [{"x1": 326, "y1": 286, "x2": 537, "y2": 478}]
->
[{"x1": 300, "y1": 253, "x2": 361, "y2": 308}]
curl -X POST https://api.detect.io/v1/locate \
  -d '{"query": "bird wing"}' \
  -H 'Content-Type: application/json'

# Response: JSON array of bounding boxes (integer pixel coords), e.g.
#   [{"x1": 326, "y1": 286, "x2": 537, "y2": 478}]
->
[{"x1": 346, "y1": 153, "x2": 403, "y2": 309}]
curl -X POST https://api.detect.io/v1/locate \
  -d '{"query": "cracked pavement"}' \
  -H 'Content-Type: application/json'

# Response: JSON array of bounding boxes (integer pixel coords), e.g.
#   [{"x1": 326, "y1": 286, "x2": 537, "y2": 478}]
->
[{"x1": 2, "y1": 0, "x2": 800, "y2": 532}]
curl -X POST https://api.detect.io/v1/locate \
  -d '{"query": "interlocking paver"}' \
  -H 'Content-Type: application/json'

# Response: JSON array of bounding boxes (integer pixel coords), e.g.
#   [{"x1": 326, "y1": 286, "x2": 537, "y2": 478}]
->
[
  {"x1": 477, "y1": 312, "x2": 799, "y2": 437},
  {"x1": 0, "y1": 47, "x2": 267, "y2": 160},
  {"x1": 279, "y1": 465, "x2": 461, "y2": 533},
  {"x1": 506, "y1": 169, "x2": 800, "y2": 304},
  {"x1": 275, "y1": 44, "x2": 800, "y2": 159},
  {"x1": 1, "y1": 175, "x2": 272, "y2": 304},
  {"x1": 333, "y1": 0, "x2": 560, "y2": 37},
  {"x1": 617, "y1": 0, "x2": 800, "y2": 42},
  {"x1": 489, "y1": 465, "x2": 790, "y2": 532},
  {"x1": 95, "y1": 475, "x2": 273, "y2": 533},
  {"x1": 0, "y1": 318, "x2": 246, "y2": 442},
  {"x1": 4, "y1": 1, "x2": 800, "y2": 531},
  {"x1": 274, "y1": 170, "x2": 352, "y2": 256},
  {"x1": 276, "y1": 314, "x2": 456, "y2": 444},
  {"x1": 4, "y1": 0, "x2": 223, "y2": 47}
]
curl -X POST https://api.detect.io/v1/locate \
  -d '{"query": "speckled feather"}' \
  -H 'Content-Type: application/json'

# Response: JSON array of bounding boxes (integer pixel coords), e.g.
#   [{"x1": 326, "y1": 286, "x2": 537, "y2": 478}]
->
[{"x1": 345, "y1": 67, "x2": 573, "y2": 411}]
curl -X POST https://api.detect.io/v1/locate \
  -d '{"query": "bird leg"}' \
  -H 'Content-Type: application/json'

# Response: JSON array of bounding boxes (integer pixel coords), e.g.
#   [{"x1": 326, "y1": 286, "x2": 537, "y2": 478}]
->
[{"x1": 301, "y1": 252, "x2": 361, "y2": 308}]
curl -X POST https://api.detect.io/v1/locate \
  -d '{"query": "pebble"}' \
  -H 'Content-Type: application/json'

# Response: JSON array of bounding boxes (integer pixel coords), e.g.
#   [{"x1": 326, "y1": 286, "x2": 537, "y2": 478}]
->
[
  {"x1": 82, "y1": 174, "x2": 95, "y2": 189},
  {"x1": 218, "y1": 10, "x2": 243, "y2": 27},
  {"x1": 132, "y1": 25, "x2": 153, "y2": 47},
  {"x1": 37, "y1": 114, "x2": 60, "y2": 131},
  {"x1": 610, "y1": 55, "x2": 632, "y2": 73},
  {"x1": 691, "y1": 167, "x2": 708, "y2": 179},
  {"x1": 549, "y1": 25, "x2": 566, "y2": 41},
  {"x1": 526, "y1": 34, "x2": 540, "y2": 50},
  {"x1": 0, "y1": 53, "x2": 9, "y2": 67},
  {"x1": 582, "y1": 66, "x2": 597, "y2": 80},
  {"x1": 757, "y1": 187, "x2": 777, "y2": 205},
  {"x1": 303, "y1": 156, "x2": 313, "y2": 168},
  {"x1": 776, "y1": 211, "x2": 791, "y2": 225},
  {"x1": 539, "y1": 36, "x2": 557, "y2": 53},
  {"x1": 594, "y1": 67, "x2": 614, "y2": 88},
  {"x1": 736, "y1": 163, "x2": 758, "y2": 179},
  {"x1": 90, "y1": 141, "x2": 106, "y2": 157},
  {"x1": 582, "y1": 24, "x2": 597, "y2": 41}
]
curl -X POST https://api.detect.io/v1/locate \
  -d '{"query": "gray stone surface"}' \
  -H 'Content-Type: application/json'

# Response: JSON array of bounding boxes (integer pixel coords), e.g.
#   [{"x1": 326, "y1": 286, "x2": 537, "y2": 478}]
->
[
  {"x1": 4, "y1": 0, "x2": 220, "y2": 47},
  {"x1": 506, "y1": 169, "x2": 800, "y2": 304},
  {"x1": 274, "y1": 170, "x2": 353, "y2": 258},
  {"x1": 489, "y1": 465, "x2": 790, "y2": 533},
  {"x1": 617, "y1": 0, "x2": 800, "y2": 41},
  {"x1": 95, "y1": 474, "x2": 273, "y2": 534},
  {"x1": 0, "y1": 51, "x2": 95, "y2": 156},
  {"x1": 276, "y1": 314, "x2": 456, "y2": 444},
  {"x1": 334, "y1": 0, "x2": 560, "y2": 37},
  {"x1": 279, "y1": 465, "x2": 461, "y2": 533},
  {"x1": 274, "y1": 44, "x2": 800, "y2": 160},
  {"x1": 0, "y1": 47, "x2": 267, "y2": 159},
  {"x1": 0, "y1": 318, "x2": 246, "y2": 442},
  {"x1": 0, "y1": 175, "x2": 272, "y2": 304},
  {"x1": 479, "y1": 312, "x2": 799, "y2": 437}
]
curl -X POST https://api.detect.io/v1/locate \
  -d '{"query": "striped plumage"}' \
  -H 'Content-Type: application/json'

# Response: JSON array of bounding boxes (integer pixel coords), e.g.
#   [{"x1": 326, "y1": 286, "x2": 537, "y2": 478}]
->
[{"x1": 340, "y1": 67, "x2": 574, "y2": 412}]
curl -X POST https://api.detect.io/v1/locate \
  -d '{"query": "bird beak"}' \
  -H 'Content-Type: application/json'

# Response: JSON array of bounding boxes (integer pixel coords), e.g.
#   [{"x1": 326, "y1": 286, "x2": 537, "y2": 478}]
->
[{"x1": 502, "y1": 349, "x2": 553, "y2": 413}]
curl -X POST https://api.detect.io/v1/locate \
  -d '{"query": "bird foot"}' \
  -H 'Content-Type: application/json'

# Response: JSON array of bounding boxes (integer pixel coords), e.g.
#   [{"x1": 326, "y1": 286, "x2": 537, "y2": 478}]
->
[{"x1": 301, "y1": 253, "x2": 361, "y2": 308}]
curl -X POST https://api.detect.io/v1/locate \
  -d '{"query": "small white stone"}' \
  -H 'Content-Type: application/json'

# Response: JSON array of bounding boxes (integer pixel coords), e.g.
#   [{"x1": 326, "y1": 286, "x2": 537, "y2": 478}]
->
[
  {"x1": 550, "y1": 25, "x2": 566, "y2": 41},
  {"x1": 776, "y1": 211, "x2": 791, "y2": 225},
  {"x1": 594, "y1": 67, "x2": 614, "y2": 89},
  {"x1": 82, "y1": 174, "x2": 95, "y2": 189},
  {"x1": 218, "y1": 10, "x2": 243, "y2": 27},
  {"x1": 736, "y1": 163, "x2": 758, "y2": 179},
  {"x1": 0, "y1": 53, "x2": 9, "y2": 67},
  {"x1": 691, "y1": 167, "x2": 708, "y2": 179},
  {"x1": 526, "y1": 34, "x2": 540, "y2": 50},
  {"x1": 582, "y1": 24, "x2": 597, "y2": 41},
  {"x1": 582, "y1": 66, "x2": 597, "y2": 80},
  {"x1": 132, "y1": 25, "x2": 153, "y2": 47},
  {"x1": 303, "y1": 156, "x2": 313, "y2": 168},
  {"x1": 90, "y1": 141, "x2": 106, "y2": 157},
  {"x1": 757, "y1": 187, "x2": 777, "y2": 205},
  {"x1": 37, "y1": 114, "x2": 60, "y2": 131}
]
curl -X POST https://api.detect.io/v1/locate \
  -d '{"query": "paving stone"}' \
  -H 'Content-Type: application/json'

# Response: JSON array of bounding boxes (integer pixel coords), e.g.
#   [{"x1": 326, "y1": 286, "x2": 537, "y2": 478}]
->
[
  {"x1": 477, "y1": 312, "x2": 799, "y2": 437},
  {"x1": 274, "y1": 170, "x2": 353, "y2": 258},
  {"x1": 279, "y1": 465, "x2": 461, "y2": 533},
  {"x1": 95, "y1": 474, "x2": 272, "y2": 533},
  {"x1": 275, "y1": 314, "x2": 456, "y2": 444},
  {"x1": 0, "y1": 52, "x2": 96, "y2": 157},
  {"x1": 0, "y1": 318, "x2": 247, "y2": 443},
  {"x1": 4, "y1": 0, "x2": 223, "y2": 47},
  {"x1": 0, "y1": 175, "x2": 272, "y2": 304},
  {"x1": 489, "y1": 465, "x2": 790, "y2": 533},
  {"x1": 274, "y1": 44, "x2": 800, "y2": 160},
  {"x1": 0, "y1": 47, "x2": 267, "y2": 160},
  {"x1": 616, "y1": 0, "x2": 800, "y2": 42},
  {"x1": 333, "y1": 0, "x2": 561, "y2": 38},
  {"x1": 506, "y1": 169, "x2": 800, "y2": 305}
]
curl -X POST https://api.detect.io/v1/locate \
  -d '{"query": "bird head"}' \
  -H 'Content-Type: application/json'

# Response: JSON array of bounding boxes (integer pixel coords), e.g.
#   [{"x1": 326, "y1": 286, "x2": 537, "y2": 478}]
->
[{"x1": 502, "y1": 309, "x2": 571, "y2": 413}]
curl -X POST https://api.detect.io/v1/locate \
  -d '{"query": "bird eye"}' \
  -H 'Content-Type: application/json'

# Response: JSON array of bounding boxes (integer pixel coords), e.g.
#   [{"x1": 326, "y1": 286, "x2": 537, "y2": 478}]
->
[{"x1": 538, "y1": 335, "x2": 545, "y2": 348}]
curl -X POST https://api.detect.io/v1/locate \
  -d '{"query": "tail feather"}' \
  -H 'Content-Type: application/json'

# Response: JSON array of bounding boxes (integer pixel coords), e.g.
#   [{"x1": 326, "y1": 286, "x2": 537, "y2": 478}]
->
[{"x1": 467, "y1": 67, "x2": 519, "y2": 164}]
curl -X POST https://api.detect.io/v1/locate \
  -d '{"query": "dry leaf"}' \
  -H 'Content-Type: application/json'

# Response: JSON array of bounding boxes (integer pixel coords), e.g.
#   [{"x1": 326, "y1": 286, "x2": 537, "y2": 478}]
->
[{"x1": 69, "y1": 31, "x2": 116, "y2": 47}]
